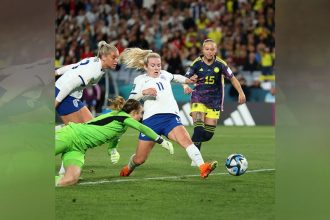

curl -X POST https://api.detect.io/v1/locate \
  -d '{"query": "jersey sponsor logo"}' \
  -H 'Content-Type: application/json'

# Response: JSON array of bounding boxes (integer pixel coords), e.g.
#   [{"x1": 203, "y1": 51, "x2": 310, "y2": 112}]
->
[{"x1": 214, "y1": 67, "x2": 220, "y2": 73}]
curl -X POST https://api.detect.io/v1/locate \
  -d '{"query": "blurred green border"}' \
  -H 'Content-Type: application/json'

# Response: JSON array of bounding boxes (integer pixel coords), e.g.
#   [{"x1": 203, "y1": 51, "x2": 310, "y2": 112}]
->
[
  {"x1": 0, "y1": 0, "x2": 55, "y2": 219},
  {"x1": 277, "y1": 0, "x2": 330, "y2": 219}
]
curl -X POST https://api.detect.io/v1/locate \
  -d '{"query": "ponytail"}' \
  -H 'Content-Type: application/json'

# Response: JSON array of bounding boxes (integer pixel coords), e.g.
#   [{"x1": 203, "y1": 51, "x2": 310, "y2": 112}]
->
[
  {"x1": 108, "y1": 96, "x2": 126, "y2": 110},
  {"x1": 97, "y1": 41, "x2": 118, "y2": 58},
  {"x1": 119, "y1": 48, "x2": 152, "y2": 69}
]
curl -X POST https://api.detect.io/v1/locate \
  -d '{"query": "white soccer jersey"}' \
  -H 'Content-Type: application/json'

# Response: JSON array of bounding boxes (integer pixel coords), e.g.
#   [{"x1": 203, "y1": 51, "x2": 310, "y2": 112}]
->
[
  {"x1": 55, "y1": 57, "x2": 104, "y2": 101},
  {"x1": 129, "y1": 70, "x2": 180, "y2": 120}
]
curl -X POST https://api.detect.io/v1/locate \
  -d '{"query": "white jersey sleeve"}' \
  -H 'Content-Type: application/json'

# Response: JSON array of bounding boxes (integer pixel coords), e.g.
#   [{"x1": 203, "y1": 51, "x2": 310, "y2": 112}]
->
[
  {"x1": 160, "y1": 70, "x2": 187, "y2": 84},
  {"x1": 55, "y1": 57, "x2": 104, "y2": 101},
  {"x1": 55, "y1": 63, "x2": 76, "y2": 76}
]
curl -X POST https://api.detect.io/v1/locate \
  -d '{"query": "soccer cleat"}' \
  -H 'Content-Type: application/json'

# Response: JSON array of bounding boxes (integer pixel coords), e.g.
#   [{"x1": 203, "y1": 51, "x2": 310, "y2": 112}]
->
[
  {"x1": 120, "y1": 165, "x2": 132, "y2": 177},
  {"x1": 200, "y1": 161, "x2": 218, "y2": 178}
]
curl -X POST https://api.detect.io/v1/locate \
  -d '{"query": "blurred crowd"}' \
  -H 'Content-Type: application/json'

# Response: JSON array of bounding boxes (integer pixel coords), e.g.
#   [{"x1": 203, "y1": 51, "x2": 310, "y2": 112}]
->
[{"x1": 56, "y1": 0, "x2": 275, "y2": 103}]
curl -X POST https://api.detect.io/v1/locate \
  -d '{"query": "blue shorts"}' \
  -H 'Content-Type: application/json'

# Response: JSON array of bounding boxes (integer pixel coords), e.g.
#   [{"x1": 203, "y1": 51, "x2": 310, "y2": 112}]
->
[
  {"x1": 55, "y1": 87, "x2": 85, "y2": 116},
  {"x1": 139, "y1": 114, "x2": 183, "y2": 141}
]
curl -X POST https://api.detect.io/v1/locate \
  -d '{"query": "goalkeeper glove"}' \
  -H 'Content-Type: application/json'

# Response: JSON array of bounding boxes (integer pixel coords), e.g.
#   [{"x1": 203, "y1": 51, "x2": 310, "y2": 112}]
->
[
  {"x1": 156, "y1": 136, "x2": 174, "y2": 155},
  {"x1": 110, "y1": 148, "x2": 120, "y2": 164}
]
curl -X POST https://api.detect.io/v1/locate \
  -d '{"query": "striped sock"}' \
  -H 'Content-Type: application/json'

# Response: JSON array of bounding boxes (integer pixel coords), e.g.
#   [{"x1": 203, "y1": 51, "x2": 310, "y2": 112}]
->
[{"x1": 203, "y1": 124, "x2": 216, "y2": 142}]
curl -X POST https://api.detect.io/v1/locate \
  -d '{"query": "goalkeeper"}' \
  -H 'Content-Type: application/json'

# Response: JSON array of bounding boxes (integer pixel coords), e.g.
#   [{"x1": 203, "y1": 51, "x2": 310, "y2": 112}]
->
[{"x1": 55, "y1": 96, "x2": 173, "y2": 187}]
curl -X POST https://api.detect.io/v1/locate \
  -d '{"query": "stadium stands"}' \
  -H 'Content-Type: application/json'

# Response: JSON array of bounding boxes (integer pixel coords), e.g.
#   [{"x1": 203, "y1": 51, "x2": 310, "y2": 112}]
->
[{"x1": 56, "y1": 0, "x2": 275, "y2": 107}]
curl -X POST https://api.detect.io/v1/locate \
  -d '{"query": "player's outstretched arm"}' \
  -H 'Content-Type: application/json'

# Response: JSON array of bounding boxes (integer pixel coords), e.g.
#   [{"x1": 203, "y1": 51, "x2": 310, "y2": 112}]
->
[
  {"x1": 181, "y1": 84, "x2": 193, "y2": 94},
  {"x1": 230, "y1": 76, "x2": 246, "y2": 104}
]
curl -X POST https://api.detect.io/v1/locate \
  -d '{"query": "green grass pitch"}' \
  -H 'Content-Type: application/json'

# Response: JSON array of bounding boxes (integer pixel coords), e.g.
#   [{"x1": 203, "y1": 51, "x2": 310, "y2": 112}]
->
[{"x1": 56, "y1": 126, "x2": 275, "y2": 220}]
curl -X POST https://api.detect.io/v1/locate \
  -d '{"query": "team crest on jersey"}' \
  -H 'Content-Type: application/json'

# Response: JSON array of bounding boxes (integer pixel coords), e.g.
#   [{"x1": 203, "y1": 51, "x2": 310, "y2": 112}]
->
[
  {"x1": 160, "y1": 75, "x2": 166, "y2": 80},
  {"x1": 214, "y1": 67, "x2": 220, "y2": 73},
  {"x1": 73, "y1": 99, "x2": 79, "y2": 107}
]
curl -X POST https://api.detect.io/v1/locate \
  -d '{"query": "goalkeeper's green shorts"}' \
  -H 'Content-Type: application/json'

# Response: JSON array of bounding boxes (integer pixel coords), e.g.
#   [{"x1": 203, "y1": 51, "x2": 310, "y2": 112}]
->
[
  {"x1": 56, "y1": 128, "x2": 85, "y2": 168},
  {"x1": 62, "y1": 150, "x2": 85, "y2": 168}
]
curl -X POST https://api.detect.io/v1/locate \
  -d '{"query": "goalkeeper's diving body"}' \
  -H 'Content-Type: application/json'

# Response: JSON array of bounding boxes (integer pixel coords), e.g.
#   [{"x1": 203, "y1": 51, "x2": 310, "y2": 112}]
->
[{"x1": 55, "y1": 97, "x2": 174, "y2": 186}]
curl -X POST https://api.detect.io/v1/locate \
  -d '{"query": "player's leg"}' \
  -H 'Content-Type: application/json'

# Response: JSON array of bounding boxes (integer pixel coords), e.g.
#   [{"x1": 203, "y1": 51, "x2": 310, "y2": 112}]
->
[
  {"x1": 55, "y1": 150, "x2": 84, "y2": 186},
  {"x1": 56, "y1": 93, "x2": 93, "y2": 125},
  {"x1": 56, "y1": 165, "x2": 81, "y2": 186},
  {"x1": 57, "y1": 98, "x2": 92, "y2": 174},
  {"x1": 203, "y1": 117, "x2": 217, "y2": 142},
  {"x1": 120, "y1": 140, "x2": 155, "y2": 176},
  {"x1": 190, "y1": 103, "x2": 206, "y2": 151},
  {"x1": 167, "y1": 125, "x2": 218, "y2": 178},
  {"x1": 60, "y1": 106, "x2": 93, "y2": 124}
]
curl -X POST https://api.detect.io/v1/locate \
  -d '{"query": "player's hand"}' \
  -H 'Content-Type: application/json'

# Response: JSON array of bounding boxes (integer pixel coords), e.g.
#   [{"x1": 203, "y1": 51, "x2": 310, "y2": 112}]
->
[
  {"x1": 238, "y1": 92, "x2": 246, "y2": 104},
  {"x1": 142, "y1": 88, "x2": 157, "y2": 97},
  {"x1": 185, "y1": 75, "x2": 197, "y2": 84},
  {"x1": 183, "y1": 85, "x2": 193, "y2": 94},
  {"x1": 190, "y1": 74, "x2": 198, "y2": 82},
  {"x1": 110, "y1": 148, "x2": 120, "y2": 164},
  {"x1": 160, "y1": 140, "x2": 174, "y2": 155}
]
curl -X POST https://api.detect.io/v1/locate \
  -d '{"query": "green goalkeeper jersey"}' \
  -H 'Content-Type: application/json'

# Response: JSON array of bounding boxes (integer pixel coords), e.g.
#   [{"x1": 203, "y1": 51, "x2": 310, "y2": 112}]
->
[{"x1": 59, "y1": 110, "x2": 159, "y2": 153}]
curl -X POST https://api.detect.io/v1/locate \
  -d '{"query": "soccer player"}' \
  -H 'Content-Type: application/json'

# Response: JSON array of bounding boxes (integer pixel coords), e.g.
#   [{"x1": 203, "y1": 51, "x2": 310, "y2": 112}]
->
[
  {"x1": 184, "y1": 39, "x2": 246, "y2": 166},
  {"x1": 55, "y1": 97, "x2": 174, "y2": 187},
  {"x1": 119, "y1": 51, "x2": 218, "y2": 178},
  {"x1": 55, "y1": 40, "x2": 119, "y2": 124},
  {"x1": 55, "y1": 41, "x2": 120, "y2": 174}
]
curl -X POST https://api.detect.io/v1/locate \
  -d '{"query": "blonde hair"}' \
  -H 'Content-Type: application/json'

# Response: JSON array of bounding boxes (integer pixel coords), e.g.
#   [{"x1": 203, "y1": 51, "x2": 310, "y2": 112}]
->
[
  {"x1": 202, "y1": 39, "x2": 216, "y2": 48},
  {"x1": 97, "y1": 41, "x2": 118, "y2": 58},
  {"x1": 143, "y1": 52, "x2": 161, "y2": 66},
  {"x1": 108, "y1": 96, "x2": 126, "y2": 110},
  {"x1": 119, "y1": 48, "x2": 152, "y2": 69},
  {"x1": 108, "y1": 96, "x2": 142, "y2": 113}
]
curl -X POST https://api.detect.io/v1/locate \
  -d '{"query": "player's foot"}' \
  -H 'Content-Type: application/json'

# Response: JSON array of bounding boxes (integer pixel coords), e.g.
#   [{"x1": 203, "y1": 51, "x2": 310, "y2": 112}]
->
[
  {"x1": 191, "y1": 160, "x2": 198, "y2": 167},
  {"x1": 200, "y1": 161, "x2": 218, "y2": 178},
  {"x1": 120, "y1": 165, "x2": 132, "y2": 177}
]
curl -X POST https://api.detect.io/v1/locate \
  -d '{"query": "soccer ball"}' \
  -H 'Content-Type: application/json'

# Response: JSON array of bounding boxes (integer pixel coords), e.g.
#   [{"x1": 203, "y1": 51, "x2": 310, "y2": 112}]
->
[{"x1": 225, "y1": 154, "x2": 248, "y2": 176}]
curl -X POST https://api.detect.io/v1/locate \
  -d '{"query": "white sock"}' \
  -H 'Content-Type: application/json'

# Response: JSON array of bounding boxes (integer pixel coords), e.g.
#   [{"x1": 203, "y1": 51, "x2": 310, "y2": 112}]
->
[
  {"x1": 58, "y1": 162, "x2": 65, "y2": 175},
  {"x1": 186, "y1": 144, "x2": 204, "y2": 167}
]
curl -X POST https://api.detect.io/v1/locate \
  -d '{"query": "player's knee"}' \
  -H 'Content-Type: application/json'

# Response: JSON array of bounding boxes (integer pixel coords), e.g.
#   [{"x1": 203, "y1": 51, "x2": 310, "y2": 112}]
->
[
  {"x1": 69, "y1": 176, "x2": 80, "y2": 185},
  {"x1": 60, "y1": 175, "x2": 79, "y2": 186}
]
